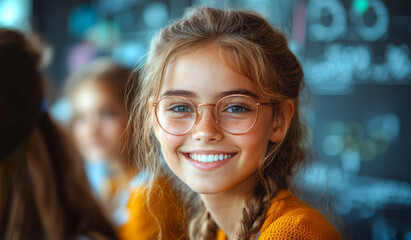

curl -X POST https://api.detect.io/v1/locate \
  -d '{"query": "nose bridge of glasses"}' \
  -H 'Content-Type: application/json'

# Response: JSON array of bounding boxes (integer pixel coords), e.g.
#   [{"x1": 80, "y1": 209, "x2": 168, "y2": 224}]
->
[
  {"x1": 196, "y1": 103, "x2": 216, "y2": 115},
  {"x1": 197, "y1": 103, "x2": 216, "y2": 108},
  {"x1": 195, "y1": 103, "x2": 218, "y2": 123}
]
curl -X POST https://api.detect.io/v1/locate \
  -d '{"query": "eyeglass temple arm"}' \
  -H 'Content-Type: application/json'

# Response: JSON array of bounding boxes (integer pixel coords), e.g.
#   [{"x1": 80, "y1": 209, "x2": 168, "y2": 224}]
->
[{"x1": 258, "y1": 102, "x2": 275, "y2": 106}]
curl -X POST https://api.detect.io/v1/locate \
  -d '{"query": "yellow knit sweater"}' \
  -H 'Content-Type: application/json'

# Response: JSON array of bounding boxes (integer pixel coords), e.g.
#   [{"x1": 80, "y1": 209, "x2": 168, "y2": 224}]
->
[
  {"x1": 117, "y1": 177, "x2": 185, "y2": 240},
  {"x1": 216, "y1": 190, "x2": 341, "y2": 240}
]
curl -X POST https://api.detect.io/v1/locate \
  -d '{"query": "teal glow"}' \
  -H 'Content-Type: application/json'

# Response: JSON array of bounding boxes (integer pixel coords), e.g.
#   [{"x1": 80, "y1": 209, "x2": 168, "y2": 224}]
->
[{"x1": 353, "y1": 0, "x2": 369, "y2": 15}]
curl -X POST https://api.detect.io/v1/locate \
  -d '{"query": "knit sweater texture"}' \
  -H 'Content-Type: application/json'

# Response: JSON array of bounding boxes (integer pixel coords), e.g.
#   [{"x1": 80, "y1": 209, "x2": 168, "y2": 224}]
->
[
  {"x1": 216, "y1": 190, "x2": 341, "y2": 240},
  {"x1": 117, "y1": 177, "x2": 185, "y2": 240}
]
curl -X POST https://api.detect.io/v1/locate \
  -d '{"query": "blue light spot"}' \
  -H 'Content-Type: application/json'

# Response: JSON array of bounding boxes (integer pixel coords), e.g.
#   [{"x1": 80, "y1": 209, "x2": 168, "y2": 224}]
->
[
  {"x1": 112, "y1": 42, "x2": 145, "y2": 67},
  {"x1": 68, "y1": 4, "x2": 99, "y2": 39},
  {"x1": 50, "y1": 98, "x2": 72, "y2": 125},
  {"x1": 302, "y1": 163, "x2": 328, "y2": 188},
  {"x1": 307, "y1": 0, "x2": 347, "y2": 42},
  {"x1": 322, "y1": 134, "x2": 345, "y2": 156},
  {"x1": 143, "y1": 2, "x2": 168, "y2": 29},
  {"x1": 0, "y1": 0, "x2": 31, "y2": 30},
  {"x1": 367, "y1": 113, "x2": 400, "y2": 142},
  {"x1": 341, "y1": 149, "x2": 361, "y2": 174},
  {"x1": 352, "y1": 0, "x2": 369, "y2": 15}
]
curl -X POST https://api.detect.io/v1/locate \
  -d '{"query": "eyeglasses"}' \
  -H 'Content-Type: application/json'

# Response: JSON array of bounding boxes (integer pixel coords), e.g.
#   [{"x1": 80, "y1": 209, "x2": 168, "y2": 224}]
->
[{"x1": 153, "y1": 94, "x2": 273, "y2": 136}]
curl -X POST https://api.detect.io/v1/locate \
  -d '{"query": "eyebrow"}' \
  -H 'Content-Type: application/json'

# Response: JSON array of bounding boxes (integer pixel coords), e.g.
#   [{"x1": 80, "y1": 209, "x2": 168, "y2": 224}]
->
[
  {"x1": 161, "y1": 89, "x2": 196, "y2": 98},
  {"x1": 218, "y1": 90, "x2": 259, "y2": 99},
  {"x1": 161, "y1": 89, "x2": 259, "y2": 99}
]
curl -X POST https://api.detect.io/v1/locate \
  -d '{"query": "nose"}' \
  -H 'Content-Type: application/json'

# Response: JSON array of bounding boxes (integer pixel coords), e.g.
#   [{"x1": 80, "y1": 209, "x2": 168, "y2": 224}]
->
[{"x1": 191, "y1": 108, "x2": 223, "y2": 142}]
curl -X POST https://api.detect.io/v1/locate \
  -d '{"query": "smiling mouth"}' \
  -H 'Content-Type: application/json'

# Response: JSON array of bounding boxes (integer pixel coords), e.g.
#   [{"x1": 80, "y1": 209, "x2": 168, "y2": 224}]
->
[{"x1": 187, "y1": 153, "x2": 236, "y2": 163}]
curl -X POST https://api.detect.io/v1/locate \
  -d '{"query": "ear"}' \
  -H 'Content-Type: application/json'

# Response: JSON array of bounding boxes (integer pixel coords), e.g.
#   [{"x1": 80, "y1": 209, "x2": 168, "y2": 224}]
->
[{"x1": 269, "y1": 99, "x2": 294, "y2": 143}]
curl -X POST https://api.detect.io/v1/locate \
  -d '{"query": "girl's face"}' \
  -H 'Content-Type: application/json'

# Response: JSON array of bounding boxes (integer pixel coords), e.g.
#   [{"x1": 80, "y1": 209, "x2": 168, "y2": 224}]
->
[
  {"x1": 71, "y1": 80, "x2": 127, "y2": 161},
  {"x1": 153, "y1": 46, "x2": 280, "y2": 195}
]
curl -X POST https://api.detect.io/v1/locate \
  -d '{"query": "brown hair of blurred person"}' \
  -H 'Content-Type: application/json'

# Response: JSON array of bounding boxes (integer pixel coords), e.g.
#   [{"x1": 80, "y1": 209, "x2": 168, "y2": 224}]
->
[{"x1": 0, "y1": 28, "x2": 119, "y2": 240}]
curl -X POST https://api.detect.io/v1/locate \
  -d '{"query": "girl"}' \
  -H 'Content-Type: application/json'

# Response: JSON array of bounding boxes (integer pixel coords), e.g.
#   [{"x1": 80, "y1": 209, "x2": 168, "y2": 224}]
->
[
  {"x1": 129, "y1": 7, "x2": 341, "y2": 239},
  {"x1": 66, "y1": 59, "x2": 132, "y2": 205},
  {"x1": 0, "y1": 29, "x2": 118, "y2": 239},
  {"x1": 66, "y1": 60, "x2": 184, "y2": 239}
]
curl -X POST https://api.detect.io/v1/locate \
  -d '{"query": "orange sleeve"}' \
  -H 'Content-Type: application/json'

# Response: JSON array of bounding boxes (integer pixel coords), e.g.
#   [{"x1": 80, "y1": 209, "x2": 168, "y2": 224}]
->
[
  {"x1": 259, "y1": 208, "x2": 341, "y2": 240},
  {"x1": 214, "y1": 191, "x2": 340, "y2": 240},
  {"x1": 216, "y1": 229, "x2": 228, "y2": 240},
  {"x1": 117, "y1": 178, "x2": 185, "y2": 240}
]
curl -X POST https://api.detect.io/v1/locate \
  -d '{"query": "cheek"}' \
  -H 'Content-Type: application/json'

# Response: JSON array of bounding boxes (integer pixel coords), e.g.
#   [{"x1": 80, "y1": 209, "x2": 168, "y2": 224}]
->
[
  {"x1": 236, "y1": 133, "x2": 269, "y2": 161},
  {"x1": 72, "y1": 122, "x2": 88, "y2": 141},
  {"x1": 102, "y1": 117, "x2": 127, "y2": 139},
  {"x1": 237, "y1": 114, "x2": 273, "y2": 159},
  {"x1": 155, "y1": 130, "x2": 185, "y2": 169},
  {"x1": 157, "y1": 131, "x2": 182, "y2": 155}
]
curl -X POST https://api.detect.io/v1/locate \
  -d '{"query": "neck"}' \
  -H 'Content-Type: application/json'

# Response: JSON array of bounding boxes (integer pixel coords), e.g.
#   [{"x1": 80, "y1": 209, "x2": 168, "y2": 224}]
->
[{"x1": 200, "y1": 173, "x2": 258, "y2": 239}]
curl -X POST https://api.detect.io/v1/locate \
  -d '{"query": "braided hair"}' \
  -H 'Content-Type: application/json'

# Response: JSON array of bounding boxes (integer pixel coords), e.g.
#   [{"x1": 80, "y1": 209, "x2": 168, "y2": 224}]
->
[{"x1": 129, "y1": 7, "x2": 306, "y2": 239}]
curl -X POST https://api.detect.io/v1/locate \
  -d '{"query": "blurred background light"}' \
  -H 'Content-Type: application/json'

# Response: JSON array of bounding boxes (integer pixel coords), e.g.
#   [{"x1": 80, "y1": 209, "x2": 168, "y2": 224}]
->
[
  {"x1": 50, "y1": 98, "x2": 71, "y2": 125},
  {"x1": 352, "y1": 0, "x2": 369, "y2": 15},
  {"x1": 67, "y1": 42, "x2": 98, "y2": 71},
  {"x1": 367, "y1": 113, "x2": 400, "y2": 142},
  {"x1": 68, "y1": 4, "x2": 99, "y2": 39},
  {"x1": 111, "y1": 41, "x2": 145, "y2": 67},
  {"x1": 322, "y1": 134, "x2": 345, "y2": 156},
  {"x1": 386, "y1": 44, "x2": 411, "y2": 80},
  {"x1": 341, "y1": 149, "x2": 361, "y2": 174},
  {"x1": 350, "y1": 0, "x2": 389, "y2": 42},
  {"x1": 0, "y1": 0, "x2": 31, "y2": 30},
  {"x1": 307, "y1": 0, "x2": 347, "y2": 42},
  {"x1": 85, "y1": 21, "x2": 121, "y2": 50},
  {"x1": 142, "y1": 2, "x2": 168, "y2": 29}
]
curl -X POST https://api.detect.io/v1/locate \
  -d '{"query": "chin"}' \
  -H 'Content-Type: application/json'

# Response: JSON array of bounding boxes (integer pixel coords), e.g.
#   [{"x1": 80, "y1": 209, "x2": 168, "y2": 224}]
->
[
  {"x1": 188, "y1": 181, "x2": 232, "y2": 195},
  {"x1": 193, "y1": 188, "x2": 224, "y2": 195}
]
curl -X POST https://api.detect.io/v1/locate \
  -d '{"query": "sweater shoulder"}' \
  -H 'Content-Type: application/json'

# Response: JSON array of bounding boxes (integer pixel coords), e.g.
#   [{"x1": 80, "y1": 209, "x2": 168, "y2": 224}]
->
[
  {"x1": 259, "y1": 191, "x2": 341, "y2": 240},
  {"x1": 260, "y1": 208, "x2": 340, "y2": 240}
]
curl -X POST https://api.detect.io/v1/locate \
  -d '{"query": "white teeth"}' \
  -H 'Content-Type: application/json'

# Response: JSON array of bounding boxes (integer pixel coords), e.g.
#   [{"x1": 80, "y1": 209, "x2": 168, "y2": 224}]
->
[{"x1": 188, "y1": 153, "x2": 234, "y2": 162}]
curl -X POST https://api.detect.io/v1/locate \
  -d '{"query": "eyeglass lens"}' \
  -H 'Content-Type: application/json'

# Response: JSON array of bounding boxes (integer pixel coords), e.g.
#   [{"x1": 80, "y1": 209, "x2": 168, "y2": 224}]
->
[{"x1": 155, "y1": 95, "x2": 259, "y2": 135}]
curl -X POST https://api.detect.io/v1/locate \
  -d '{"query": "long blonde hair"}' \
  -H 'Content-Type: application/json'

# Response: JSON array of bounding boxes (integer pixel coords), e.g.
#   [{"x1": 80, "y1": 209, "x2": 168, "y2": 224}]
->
[{"x1": 128, "y1": 7, "x2": 306, "y2": 239}]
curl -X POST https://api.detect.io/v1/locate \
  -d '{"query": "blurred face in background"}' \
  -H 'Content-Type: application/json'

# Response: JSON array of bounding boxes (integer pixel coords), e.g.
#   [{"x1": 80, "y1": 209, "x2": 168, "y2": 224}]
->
[{"x1": 71, "y1": 79, "x2": 127, "y2": 161}]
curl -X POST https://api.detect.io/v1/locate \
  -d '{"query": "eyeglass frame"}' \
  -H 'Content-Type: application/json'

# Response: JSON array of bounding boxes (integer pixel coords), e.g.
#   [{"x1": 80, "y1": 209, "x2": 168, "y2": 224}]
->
[{"x1": 152, "y1": 94, "x2": 274, "y2": 136}]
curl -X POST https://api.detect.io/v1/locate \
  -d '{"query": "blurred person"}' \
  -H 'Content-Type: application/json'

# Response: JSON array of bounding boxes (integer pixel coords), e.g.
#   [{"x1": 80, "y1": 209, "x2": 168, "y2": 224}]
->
[
  {"x1": 0, "y1": 28, "x2": 118, "y2": 240},
  {"x1": 66, "y1": 59, "x2": 130, "y2": 203},
  {"x1": 65, "y1": 59, "x2": 185, "y2": 240}
]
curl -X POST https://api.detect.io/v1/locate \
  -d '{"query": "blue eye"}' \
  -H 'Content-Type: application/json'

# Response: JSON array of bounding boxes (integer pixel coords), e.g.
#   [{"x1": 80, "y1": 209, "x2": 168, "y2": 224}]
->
[
  {"x1": 226, "y1": 105, "x2": 249, "y2": 113},
  {"x1": 169, "y1": 104, "x2": 193, "y2": 113}
]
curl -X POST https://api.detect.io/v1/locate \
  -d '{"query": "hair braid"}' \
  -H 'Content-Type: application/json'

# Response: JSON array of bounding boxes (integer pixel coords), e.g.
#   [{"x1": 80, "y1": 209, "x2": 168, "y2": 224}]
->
[
  {"x1": 188, "y1": 197, "x2": 218, "y2": 240},
  {"x1": 236, "y1": 183, "x2": 271, "y2": 239}
]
